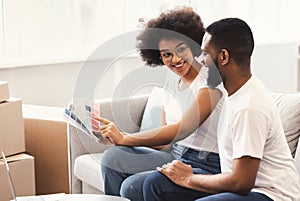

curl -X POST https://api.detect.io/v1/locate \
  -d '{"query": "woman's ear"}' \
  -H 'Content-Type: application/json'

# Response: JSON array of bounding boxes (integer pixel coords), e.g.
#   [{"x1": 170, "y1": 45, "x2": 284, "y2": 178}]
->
[{"x1": 219, "y1": 49, "x2": 229, "y2": 65}]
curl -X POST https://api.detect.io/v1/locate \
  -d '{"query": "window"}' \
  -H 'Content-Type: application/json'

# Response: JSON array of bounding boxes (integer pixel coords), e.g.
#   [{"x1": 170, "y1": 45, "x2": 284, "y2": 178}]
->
[
  {"x1": 0, "y1": 0, "x2": 4, "y2": 57},
  {"x1": 0, "y1": 0, "x2": 299, "y2": 68}
]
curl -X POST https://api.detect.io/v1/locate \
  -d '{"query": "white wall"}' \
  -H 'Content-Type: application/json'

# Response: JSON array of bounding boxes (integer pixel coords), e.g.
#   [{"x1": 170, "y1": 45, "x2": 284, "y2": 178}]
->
[
  {"x1": 0, "y1": 43, "x2": 299, "y2": 107},
  {"x1": 0, "y1": 57, "x2": 145, "y2": 107},
  {"x1": 252, "y1": 43, "x2": 300, "y2": 93},
  {"x1": 0, "y1": 61, "x2": 82, "y2": 107}
]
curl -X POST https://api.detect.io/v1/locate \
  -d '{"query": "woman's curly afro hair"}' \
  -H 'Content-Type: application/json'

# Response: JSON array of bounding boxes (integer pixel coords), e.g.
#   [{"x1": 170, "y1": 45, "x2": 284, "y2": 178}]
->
[{"x1": 136, "y1": 7, "x2": 205, "y2": 67}]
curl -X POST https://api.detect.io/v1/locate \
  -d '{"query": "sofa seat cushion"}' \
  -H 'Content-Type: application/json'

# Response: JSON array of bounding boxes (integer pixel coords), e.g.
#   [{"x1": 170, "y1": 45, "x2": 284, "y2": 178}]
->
[{"x1": 74, "y1": 153, "x2": 104, "y2": 192}]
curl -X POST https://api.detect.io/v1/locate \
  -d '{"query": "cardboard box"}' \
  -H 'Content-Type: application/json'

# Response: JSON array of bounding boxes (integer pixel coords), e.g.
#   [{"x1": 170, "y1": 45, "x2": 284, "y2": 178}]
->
[
  {"x1": 0, "y1": 98, "x2": 25, "y2": 156},
  {"x1": 0, "y1": 81, "x2": 9, "y2": 103},
  {"x1": 0, "y1": 153, "x2": 36, "y2": 201},
  {"x1": 23, "y1": 104, "x2": 69, "y2": 195}
]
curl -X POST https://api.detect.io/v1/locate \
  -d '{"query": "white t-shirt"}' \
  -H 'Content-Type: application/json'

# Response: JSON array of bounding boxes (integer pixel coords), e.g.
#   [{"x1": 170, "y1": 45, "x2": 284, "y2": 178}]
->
[
  {"x1": 161, "y1": 66, "x2": 224, "y2": 153},
  {"x1": 218, "y1": 76, "x2": 300, "y2": 201}
]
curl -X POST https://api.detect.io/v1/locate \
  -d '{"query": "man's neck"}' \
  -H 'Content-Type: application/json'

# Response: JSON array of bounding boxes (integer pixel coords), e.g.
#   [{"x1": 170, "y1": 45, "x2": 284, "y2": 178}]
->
[{"x1": 224, "y1": 73, "x2": 252, "y2": 96}]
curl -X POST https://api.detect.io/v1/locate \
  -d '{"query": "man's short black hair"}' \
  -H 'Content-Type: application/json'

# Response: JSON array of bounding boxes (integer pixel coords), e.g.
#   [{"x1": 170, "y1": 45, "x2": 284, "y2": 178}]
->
[{"x1": 206, "y1": 18, "x2": 254, "y2": 65}]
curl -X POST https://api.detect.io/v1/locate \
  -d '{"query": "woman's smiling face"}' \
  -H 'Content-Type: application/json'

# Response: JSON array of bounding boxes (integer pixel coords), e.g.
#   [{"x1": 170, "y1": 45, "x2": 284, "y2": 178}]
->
[{"x1": 158, "y1": 39, "x2": 195, "y2": 79}]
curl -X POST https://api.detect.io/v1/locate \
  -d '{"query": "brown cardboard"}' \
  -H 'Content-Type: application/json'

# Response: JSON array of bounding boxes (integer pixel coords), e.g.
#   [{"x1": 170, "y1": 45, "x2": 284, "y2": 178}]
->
[
  {"x1": 0, "y1": 98, "x2": 25, "y2": 156},
  {"x1": 0, "y1": 153, "x2": 36, "y2": 201},
  {"x1": 22, "y1": 104, "x2": 69, "y2": 195},
  {"x1": 0, "y1": 81, "x2": 9, "y2": 103}
]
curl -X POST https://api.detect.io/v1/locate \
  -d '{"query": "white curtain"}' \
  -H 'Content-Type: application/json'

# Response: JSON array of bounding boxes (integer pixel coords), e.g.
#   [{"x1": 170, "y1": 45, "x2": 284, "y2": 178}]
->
[{"x1": 0, "y1": 0, "x2": 299, "y2": 63}]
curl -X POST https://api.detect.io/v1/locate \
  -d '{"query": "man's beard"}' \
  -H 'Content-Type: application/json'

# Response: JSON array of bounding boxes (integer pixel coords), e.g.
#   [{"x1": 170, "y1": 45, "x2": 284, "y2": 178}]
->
[{"x1": 207, "y1": 59, "x2": 222, "y2": 87}]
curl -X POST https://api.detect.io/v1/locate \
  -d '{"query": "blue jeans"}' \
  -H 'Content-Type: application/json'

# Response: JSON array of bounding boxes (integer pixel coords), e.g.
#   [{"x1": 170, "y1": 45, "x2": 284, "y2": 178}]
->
[
  {"x1": 143, "y1": 149, "x2": 272, "y2": 201},
  {"x1": 194, "y1": 192, "x2": 273, "y2": 201},
  {"x1": 101, "y1": 146, "x2": 175, "y2": 201},
  {"x1": 143, "y1": 173, "x2": 273, "y2": 201},
  {"x1": 101, "y1": 145, "x2": 220, "y2": 201},
  {"x1": 143, "y1": 150, "x2": 221, "y2": 201},
  {"x1": 143, "y1": 169, "x2": 272, "y2": 201}
]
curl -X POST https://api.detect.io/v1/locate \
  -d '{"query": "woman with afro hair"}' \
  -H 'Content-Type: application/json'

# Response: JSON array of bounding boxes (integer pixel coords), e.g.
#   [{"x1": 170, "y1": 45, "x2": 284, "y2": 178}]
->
[{"x1": 99, "y1": 6, "x2": 224, "y2": 201}]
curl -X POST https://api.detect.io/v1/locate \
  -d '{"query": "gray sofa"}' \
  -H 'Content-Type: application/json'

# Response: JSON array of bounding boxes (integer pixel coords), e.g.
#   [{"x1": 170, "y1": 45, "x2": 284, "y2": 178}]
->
[
  {"x1": 68, "y1": 92, "x2": 300, "y2": 194},
  {"x1": 68, "y1": 95, "x2": 148, "y2": 194}
]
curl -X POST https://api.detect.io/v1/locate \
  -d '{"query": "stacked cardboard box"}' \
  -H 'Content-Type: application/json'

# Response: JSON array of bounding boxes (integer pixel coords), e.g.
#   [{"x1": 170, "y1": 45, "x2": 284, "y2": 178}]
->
[
  {"x1": 0, "y1": 81, "x2": 9, "y2": 102},
  {"x1": 0, "y1": 81, "x2": 36, "y2": 201},
  {"x1": 23, "y1": 104, "x2": 69, "y2": 195}
]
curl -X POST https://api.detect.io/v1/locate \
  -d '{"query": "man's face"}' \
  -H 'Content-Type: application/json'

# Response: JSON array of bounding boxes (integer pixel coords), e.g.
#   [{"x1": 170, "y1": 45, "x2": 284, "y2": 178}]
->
[{"x1": 200, "y1": 33, "x2": 222, "y2": 87}]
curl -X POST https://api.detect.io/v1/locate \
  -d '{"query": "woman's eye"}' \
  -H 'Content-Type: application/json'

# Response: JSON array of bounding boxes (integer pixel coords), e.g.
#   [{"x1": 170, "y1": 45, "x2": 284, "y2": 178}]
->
[
  {"x1": 162, "y1": 53, "x2": 171, "y2": 58},
  {"x1": 177, "y1": 47, "x2": 186, "y2": 53}
]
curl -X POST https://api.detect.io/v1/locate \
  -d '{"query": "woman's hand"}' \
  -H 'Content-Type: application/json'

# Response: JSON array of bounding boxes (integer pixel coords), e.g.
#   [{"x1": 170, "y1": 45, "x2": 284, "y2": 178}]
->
[
  {"x1": 93, "y1": 116, "x2": 126, "y2": 145},
  {"x1": 157, "y1": 160, "x2": 193, "y2": 188}
]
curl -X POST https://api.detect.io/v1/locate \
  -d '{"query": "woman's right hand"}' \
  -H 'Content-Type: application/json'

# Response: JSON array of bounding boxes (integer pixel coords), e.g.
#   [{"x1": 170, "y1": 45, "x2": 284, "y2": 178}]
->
[{"x1": 93, "y1": 116, "x2": 126, "y2": 145}]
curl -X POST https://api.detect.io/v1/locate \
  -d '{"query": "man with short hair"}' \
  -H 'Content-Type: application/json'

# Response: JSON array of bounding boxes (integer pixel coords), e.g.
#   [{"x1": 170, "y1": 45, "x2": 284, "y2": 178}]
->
[{"x1": 143, "y1": 18, "x2": 300, "y2": 201}]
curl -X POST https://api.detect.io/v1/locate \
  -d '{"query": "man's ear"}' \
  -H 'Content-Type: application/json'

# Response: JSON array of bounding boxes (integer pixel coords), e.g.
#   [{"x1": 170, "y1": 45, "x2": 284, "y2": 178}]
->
[{"x1": 219, "y1": 49, "x2": 229, "y2": 65}]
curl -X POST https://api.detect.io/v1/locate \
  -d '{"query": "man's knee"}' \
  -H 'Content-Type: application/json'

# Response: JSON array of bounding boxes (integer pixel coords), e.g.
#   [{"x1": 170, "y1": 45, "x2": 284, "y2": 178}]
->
[
  {"x1": 143, "y1": 171, "x2": 166, "y2": 193},
  {"x1": 120, "y1": 174, "x2": 144, "y2": 200},
  {"x1": 120, "y1": 179, "x2": 134, "y2": 198}
]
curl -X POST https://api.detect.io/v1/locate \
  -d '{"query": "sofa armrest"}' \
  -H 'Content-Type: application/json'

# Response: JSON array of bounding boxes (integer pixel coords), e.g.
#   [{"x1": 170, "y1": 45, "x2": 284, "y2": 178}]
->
[{"x1": 68, "y1": 95, "x2": 148, "y2": 193}]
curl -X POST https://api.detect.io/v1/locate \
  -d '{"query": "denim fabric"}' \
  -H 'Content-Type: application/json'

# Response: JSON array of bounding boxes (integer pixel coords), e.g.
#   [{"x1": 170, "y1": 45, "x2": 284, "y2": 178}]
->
[
  {"x1": 143, "y1": 171, "x2": 211, "y2": 201},
  {"x1": 177, "y1": 146, "x2": 220, "y2": 174},
  {"x1": 143, "y1": 172, "x2": 272, "y2": 201},
  {"x1": 101, "y1": 146, "x2": 174, "y2": 201},
  {"x1": 143, "y1": 149, "x2": 221, "y2": 201},
  {"x1": 101, "y1": 145, "x2": 221, "y2": 201},
  {"x1": 194, "y1": 192, "x2": 273, "y2": 201},
  {"x1": 120, "y1": 170, "x2": 155, "y2": 200}
]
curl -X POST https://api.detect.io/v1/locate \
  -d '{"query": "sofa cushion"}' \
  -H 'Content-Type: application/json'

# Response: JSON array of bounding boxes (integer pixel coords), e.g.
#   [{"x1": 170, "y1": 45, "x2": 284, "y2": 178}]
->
[
  {"x1": 74, "y1": 153, "x2": 104, "y2": 192},
  {"x1": 270, "y1": 91, "x2": 300, "y2": 157},
  {"x1": 140, "y1": 87, "x2": 164, "y2": 131},
  {"x1": 295, "y1": 139, "x2": 300, "y2": 175}
]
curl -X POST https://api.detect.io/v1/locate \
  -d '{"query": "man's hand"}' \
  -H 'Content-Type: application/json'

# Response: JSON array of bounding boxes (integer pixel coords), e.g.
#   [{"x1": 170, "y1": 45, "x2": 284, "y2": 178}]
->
[
  {"x1": 157, "y1": 160, "x2": 193, "y2": 188},
  {"x1": 159, "y1": 157, "x2": 260, "y2": 195}
]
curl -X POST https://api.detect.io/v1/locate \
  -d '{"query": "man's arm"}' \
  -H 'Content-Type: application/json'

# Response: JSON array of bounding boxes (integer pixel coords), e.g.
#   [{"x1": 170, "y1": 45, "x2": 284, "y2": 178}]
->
[{"x1": 159, "y1": 156, "x2": 260, "y2": 195}]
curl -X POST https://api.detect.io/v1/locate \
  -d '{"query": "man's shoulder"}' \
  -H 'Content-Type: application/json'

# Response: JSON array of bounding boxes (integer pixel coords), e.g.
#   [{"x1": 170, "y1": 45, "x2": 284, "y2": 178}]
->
[{"x1": 230, "y1": 77, "x2": 276, "y2": 116}]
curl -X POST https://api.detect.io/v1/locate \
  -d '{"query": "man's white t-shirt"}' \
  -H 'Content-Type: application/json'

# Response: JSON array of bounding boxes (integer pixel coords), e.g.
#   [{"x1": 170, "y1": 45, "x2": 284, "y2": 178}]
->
[
  {"x1": 161, "y1": 66, "x2": 224, "y2": 154},
  {"x1": 218, "y1": 76, "x2": 300, "y2": 200}
]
